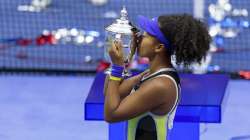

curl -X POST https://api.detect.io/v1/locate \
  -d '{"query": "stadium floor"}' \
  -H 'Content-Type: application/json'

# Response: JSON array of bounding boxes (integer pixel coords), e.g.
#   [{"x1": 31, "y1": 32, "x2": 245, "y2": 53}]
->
[{"x1": 0, "y1": 75, "x2": 249, "y2": 140}]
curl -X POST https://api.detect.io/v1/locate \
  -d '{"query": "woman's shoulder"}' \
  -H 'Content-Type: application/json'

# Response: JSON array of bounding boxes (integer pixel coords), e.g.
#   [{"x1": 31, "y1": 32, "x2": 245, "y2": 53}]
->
[{"x1": 142, "y1": 74, "x2": 176, "y2": 89}]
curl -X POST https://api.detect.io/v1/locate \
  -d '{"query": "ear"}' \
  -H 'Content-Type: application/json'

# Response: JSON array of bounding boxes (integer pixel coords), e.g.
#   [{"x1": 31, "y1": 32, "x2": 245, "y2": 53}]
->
[{"x1": 155, "y1": 44, "x2": 165, "y2": 53}]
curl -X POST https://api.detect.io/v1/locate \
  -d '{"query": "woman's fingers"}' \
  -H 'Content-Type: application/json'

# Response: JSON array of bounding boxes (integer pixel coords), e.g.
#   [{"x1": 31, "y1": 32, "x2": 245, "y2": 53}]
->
[
  {"x1": 115, "y1": 40, "x2": 123, "y2": 56},
  {"x1": 116, "y1": 40, "x2": 122, "y2": 51},
  {"x1": 140, "y1": 69, "x2": 150, "y2": 76},
  {"x1": 109, "y1": 40, "x2": 124, "y2": 59}
]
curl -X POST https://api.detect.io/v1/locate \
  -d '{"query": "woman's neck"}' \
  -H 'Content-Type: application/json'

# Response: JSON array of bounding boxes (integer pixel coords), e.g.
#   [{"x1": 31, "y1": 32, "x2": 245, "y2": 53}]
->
[{"x1": 148, "y1": 54, "x2": 173, "y2": 74}]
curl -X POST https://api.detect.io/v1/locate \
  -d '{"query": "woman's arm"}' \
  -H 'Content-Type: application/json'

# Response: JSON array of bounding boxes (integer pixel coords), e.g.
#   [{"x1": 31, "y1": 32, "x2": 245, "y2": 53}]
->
[{"x1": 104, "y1": 76, "x2": 176, "y2": 123}]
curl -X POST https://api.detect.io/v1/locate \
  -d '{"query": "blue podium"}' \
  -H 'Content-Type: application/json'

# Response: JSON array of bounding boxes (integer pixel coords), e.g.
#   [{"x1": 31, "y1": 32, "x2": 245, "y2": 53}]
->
[{"x1": 85, "y1": 72, "x2": 229, "y2": 140}]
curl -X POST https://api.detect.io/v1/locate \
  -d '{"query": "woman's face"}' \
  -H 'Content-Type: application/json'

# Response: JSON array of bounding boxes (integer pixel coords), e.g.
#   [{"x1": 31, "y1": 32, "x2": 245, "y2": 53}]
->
[{"x1": 137, "y1": 32, "x2": 159, "y2": 58}]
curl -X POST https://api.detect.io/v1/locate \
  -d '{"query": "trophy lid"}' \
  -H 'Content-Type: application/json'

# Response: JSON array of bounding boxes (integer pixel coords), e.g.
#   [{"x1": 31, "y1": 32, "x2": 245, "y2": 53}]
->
[{"x1": 105, "y1": 6, "x2": 133, "y2": 35}]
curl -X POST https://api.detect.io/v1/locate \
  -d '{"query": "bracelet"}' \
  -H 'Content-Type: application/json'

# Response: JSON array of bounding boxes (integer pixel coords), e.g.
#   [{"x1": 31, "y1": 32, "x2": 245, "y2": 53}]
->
[
  {"x1": 109, "y1": 75, "x2": 122, "y2": 81},
  {"x1": 111, "y1": 64, "x2": 124, "y2": 78},
  {"x1": 112, "y1": 64, "x2": 124, "y2": 70}
]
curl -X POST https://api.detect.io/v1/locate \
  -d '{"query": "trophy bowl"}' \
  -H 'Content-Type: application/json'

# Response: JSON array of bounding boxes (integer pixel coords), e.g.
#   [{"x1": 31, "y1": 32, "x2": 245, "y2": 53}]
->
[{"x1": 104, "y1": 6, "x2": 135, "y2": 77}]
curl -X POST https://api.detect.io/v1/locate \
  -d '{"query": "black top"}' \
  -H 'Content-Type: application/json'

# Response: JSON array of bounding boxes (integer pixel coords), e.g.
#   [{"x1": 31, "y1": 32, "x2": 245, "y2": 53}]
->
[{"x1": 133, "y1": 69, "x2": 181, "y2": 140}]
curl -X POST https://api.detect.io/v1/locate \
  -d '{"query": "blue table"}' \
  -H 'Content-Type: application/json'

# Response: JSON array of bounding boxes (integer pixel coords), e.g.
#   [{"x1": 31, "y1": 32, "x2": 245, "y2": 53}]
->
[{"x1": 85, "y1": 72, "x2": 229, "y2": 140}]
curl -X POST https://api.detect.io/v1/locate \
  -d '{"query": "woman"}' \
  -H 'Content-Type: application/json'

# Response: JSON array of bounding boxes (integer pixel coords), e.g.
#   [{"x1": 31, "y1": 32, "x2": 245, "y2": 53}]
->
[{"x1": 104, "y1": 14, "x2": 211, "y2": 140}]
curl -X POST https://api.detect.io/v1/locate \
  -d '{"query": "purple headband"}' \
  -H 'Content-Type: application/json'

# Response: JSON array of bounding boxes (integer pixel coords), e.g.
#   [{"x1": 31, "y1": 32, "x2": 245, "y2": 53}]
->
[{"x1": 138, "y1": 15, "x2": 171, "y2": 49}]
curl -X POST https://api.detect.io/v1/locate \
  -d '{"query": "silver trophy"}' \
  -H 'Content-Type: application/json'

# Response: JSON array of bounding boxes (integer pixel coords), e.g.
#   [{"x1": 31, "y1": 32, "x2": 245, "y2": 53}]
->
[{"x1": 104, "y1": 6, "x2": 136, "y2": 77}]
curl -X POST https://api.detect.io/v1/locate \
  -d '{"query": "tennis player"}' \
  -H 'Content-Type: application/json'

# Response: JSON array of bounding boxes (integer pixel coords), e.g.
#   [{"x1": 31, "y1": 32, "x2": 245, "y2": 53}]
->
[{"x1": 104, "y1": 14, "x2": 211, "y2": 140}]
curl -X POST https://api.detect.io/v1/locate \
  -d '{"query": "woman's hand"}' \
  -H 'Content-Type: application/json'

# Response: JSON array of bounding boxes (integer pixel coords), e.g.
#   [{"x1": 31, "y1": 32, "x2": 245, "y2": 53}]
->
[
  {"x1": 108, "y1": 40, "x2": 124, "y2": 66},
  {"x1": 129, "y1": 32, "x2": 142, "y2": 62},
  {"x1": 127, "y1": 69, "x2": 150, "y2": 87},
  {"x1": 108, "y1": 31, "x2": 142, "y2": 66},
  {"x1": 132, "y1": 69, "x2": 149, "y2": 83}
]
